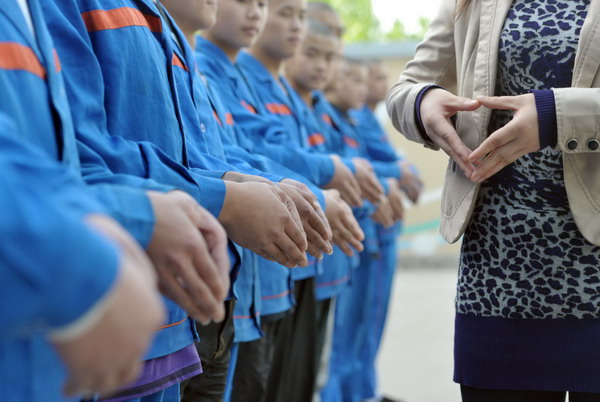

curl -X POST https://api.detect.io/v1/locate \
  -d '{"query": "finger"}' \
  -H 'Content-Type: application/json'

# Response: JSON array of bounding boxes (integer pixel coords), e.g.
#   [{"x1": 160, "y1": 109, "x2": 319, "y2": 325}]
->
[
  {"x1": 255, "y1": 249, "x2": 278, "y2": 263},
  {"x1": 314, "y1": 203, "x2": 333, "y2": 241},
  {"x1": 264, "y1": 244, "x2": 298, "y2": 268},
  {"x1": 471, "y1": 145, "x2": 522, "y2": 183},
  {"x1": 282, "y1": 197, "x2": 308, "y2": 252},
  {"x1": 341, "y1": 212, "x2": 365, "y2": 242},
  {"x1": 468, "y1": 123, "x2": 517, "y2": 164},
  {"x1": 335, "y1": 219, "x2": 364, "y2": 253},
  {"x1": 306, "y1": 206, "x2": 332, "y2": 246},
  {"x1": 189, "y1": 239, "x2": 229, "y2": 304},
  {"x1": 476, "y1": 95, "x2": 519, "y2": 111},
  {"x1": 192, "y1": 206, "x2": 230, "y2": 287},
  {"x1": 447, "y1": 96, "x2": 481, "y2": 112},
  {"x1": 362, "y1": 182, "x2": 384, "y2": 204},
  {"x1": 158, "y1": 272, "x2": 211, "y2": 324},
  {"x1": 184, "y1": 259, "x2": 226, "y2": 322},
  {"x1": 429, "y1": 118, "x2": 474, "y2": 177},
  {"x1": 305, "y1": 224, "x2": 331, "y2": 257},
  {"x1": 401, "y1": 184, "x2": 419, "y2": 203},
  {"x1": 332, "y1": 231, "x2": 354, "y2": 256},
  {"x1": 306, "y1": 213, "x2": 333, "y2": 254},
  {"x1": 340, "y1": 182, "x2": 362, "y2": 207},
  {"x1": 281, "y1": 225, "x2": 309, "y2": 267},
  {"x1": 306, "y1": 241, "x2": 323, "y2": 260}
]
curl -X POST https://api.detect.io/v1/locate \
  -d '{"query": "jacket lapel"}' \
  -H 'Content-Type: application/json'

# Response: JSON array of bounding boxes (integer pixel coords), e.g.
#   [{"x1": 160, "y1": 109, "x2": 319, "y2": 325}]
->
[
  {"x1": 573, "y1": 0, "x2": 600, "y2": 88},
  {"x1": 0, "y1": 1, "x2": 37, "y2": 50},
  {"x1": 472, "y1": 0, "x2": 512, "y2": 141}
]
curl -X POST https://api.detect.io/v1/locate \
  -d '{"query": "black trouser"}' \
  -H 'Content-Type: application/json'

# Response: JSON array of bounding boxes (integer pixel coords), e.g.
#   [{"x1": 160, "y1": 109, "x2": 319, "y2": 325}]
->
[
  {"x1": 313, "y1": 297, "x2": 333, "y2": 378},
  {"x1": 181, "y1": 300, "x2": 236, "y2": 402},
  {"x1": 230, "y1": 311, "x2": 289, "y2": 402},
  {"x1": 461, "y1": 385, "x2": 600, "y2": 402},
  {"x1": 231, "y1": 278, "x2": 321, "y2": 402},
  {"x1": 264, "y1": 278, "x2": 318, "y2": 402}
]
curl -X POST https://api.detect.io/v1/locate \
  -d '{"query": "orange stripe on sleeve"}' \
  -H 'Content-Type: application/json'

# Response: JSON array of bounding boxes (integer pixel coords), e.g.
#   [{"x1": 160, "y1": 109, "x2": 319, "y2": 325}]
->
[
  {"x1": 343, "y1": 136, "x2": 359, "y2": 149},
  {"x1": 0, "y1": 42, "x2": 45, "y2": 79},
  {"x1": 308, "y1": 133, "x2": 325, "y2": 147},
  {"x1": 266, "y1": 103, "x2": 291, "y2": 116},
  {"x1": 225, "y1": 113, "x2": 234, "y2": 126},
  {"x1": 82, "y1": 7, "x2": 162, "y2": 33},
  {"x1": 321, "y1": 113, "x2": 333, "y2": 126},
  {"x1": 241, "y1": 100, "x2": 257, "y2": 114}
]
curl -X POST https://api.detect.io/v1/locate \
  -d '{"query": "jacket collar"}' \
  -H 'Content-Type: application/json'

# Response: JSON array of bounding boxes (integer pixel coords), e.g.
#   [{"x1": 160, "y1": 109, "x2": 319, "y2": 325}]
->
[
  {"x1": 194, "y1": 36, "x2": 238, "y2": 81},
  {"x1": 237, "y1": 50, "x2": 273, "y2": 83},
  {"x1": 0, "y1": 1, "x2": 39, "y2": 52}
]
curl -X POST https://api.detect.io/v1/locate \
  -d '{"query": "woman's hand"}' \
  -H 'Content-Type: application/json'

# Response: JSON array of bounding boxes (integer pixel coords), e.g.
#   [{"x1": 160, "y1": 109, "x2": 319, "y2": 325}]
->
[
  {"x1": 469, "y1": 94, "x2": 540, "y2": 183},
  {"x1": 420, "y1": 88, "x2": 481, "y2": 177}
]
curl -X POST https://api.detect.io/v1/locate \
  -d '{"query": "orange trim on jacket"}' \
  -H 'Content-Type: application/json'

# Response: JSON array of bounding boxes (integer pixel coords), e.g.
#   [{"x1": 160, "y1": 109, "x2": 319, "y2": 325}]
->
[
  {"x1": 82, "y1": 7, "x2": 162, "y2": 33},
  {"x1": 0, "y1": 42, "x2": 45, "y2": 79}
]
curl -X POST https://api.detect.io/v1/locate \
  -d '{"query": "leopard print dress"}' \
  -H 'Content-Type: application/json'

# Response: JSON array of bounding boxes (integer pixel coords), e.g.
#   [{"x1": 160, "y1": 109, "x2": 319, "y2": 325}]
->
[{"x1": 453, "y1": 0, "x2": 600, "y2": 392}]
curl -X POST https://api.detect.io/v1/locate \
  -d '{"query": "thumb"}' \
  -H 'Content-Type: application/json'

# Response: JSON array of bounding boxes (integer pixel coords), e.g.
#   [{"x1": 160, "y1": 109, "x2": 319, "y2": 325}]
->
[{"x1": 448, "y1": 96, "x2": 481, "y2": 112}]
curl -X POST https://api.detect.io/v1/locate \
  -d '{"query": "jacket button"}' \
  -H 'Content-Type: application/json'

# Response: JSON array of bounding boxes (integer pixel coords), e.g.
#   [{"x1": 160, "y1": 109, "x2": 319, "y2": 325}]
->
[
  {"x1": 587, "y1": 139, "x2": 600, "y2": 151},
  {"x1": 566, "y1": 139, "x2": 579, "y2": 150},
  {"x1": 200, "y1": 123, "x2": 206, "y2": 133}
]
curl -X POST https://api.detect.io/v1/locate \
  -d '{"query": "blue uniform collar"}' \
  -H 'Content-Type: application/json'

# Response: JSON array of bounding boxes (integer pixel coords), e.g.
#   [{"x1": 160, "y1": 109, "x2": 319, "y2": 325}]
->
[
  {"x1": 0, "y1": 2, "x2": 36, "y2": 50},
  {"x1": 237, "y1": 50, "x2": 273, "y2": 83},
  {"x1": 194, "y1": 36, "x2": 239, "y2": 81}
]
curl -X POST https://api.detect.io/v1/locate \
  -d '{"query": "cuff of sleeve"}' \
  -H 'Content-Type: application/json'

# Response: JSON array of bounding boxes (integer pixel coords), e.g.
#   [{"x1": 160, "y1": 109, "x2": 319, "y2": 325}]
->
[
  {"x1": 193, "y1": 168, "x2": 229, "y2": 179},
  {"x1": 263, "y1": 173, "x2": 285, "y2": 182},
  {"x1": 415, "y1": 85, "x2": 444, "y2": 144},
  {"x1": 91, "y1": 185, "x2": 156, "y2": 248},
  {"x1": 381, "y1": 178, "x2": 390, "y2": 195},
  {"x1": 531, "y1": 89, "x2": 558, "y2": 149},
  {"x1": 372, "y1": 161, "x2": 402, "y2": 179},
  {"x1": 342, "y1": 158, "x2": 356, "y2": 174},
  {"x1": 46, "y1": 223, "x2": 120, "y2": 329},
  {"x1": 316, "y1": 155, "x2": 335, "y2": 187},
  {"x1": 194, "y1": 176, "x2": 227, "y2": 217},
  {"x1": 48, "y1": 285, "x2": 114, "y2": 341}
]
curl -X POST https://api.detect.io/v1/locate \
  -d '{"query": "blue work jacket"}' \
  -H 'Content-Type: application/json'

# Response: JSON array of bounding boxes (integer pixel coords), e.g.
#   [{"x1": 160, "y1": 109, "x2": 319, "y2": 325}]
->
[
  {"x1": 280, "y1": 87, "x2": 354, "y2": 300},
  {"x1": 236, "y1": 52, "x2": 331, "y2": 281},
  {"x1": 0, "y1": 112, "x2": 121, "y2": 402},
  {"x1": 351, "y1": 105, "x2": 410, "y2": 245},
  {"x1": 40, "y1": 0, "x2": 249, "y2": 360},
  {"x1": 197, "y1": 37, "x2": 333, "y2": 315},
  {"x1": 312, "y1": 92, "x2": 381, "y2": 256}
]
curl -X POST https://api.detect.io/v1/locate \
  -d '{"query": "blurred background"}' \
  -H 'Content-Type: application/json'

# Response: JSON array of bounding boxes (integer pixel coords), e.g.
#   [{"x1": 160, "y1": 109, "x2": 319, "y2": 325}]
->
[{"x1": 321, "y1": 0, "x2": 464, "y2": 400}]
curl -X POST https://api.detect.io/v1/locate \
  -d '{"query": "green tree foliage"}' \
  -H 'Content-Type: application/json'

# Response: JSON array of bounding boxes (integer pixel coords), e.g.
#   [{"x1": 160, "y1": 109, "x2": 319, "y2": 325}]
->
[
  {"x1": 318, "y1": 0, "x2": 380, "y2": 41},
  {"x1": 313, "y1": 0, "x2": 429, "y2": 42}
]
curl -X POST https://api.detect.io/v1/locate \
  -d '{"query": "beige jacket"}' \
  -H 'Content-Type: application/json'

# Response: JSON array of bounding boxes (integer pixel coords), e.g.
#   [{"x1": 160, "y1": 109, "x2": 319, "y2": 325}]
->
[{"x1": 387, "y1": 0, "x2": 600, "y2": 246}]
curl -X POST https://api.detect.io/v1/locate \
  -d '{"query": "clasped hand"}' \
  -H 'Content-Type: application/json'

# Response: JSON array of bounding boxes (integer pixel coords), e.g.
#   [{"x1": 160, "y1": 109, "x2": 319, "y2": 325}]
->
[{"x1": 420, "y1": 89, "x2": 541, "y2": 183}]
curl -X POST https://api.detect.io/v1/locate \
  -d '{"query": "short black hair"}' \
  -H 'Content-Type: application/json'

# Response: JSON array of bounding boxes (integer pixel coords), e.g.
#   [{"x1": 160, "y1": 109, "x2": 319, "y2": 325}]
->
[
  {"x1": 306, "y1": 2, "x2": 337, "y2": 14},
  {"x1": 306, "y1": 18, "x2": 336, "y2": 38}
]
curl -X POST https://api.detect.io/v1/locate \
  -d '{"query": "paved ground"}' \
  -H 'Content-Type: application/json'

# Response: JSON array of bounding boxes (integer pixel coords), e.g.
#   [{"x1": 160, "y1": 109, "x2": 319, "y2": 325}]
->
[{"x1": 376, "y1": 265, "x2": 462, "y2": 402}]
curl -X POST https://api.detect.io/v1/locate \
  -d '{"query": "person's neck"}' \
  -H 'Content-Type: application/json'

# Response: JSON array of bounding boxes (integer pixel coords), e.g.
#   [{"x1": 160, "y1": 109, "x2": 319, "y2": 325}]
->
[
  {"x1": 179, "y1": 25, "x2": 196, "y2": 47},
  {"x1": 366, "y1": 100, "x2": 379, "y2": 111},
  {"x1": 249, "y1": 46, "x2": 282, "y2": 79},
  {"x1": 204, "y1": 32, "x2": 240, "y2": 63},
  {"x1": 288, "y1": 79, "x2": 312, "y2": 105},
  {"x1": 327, "y1": 95, "x2": 349, "y2": 115}
]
